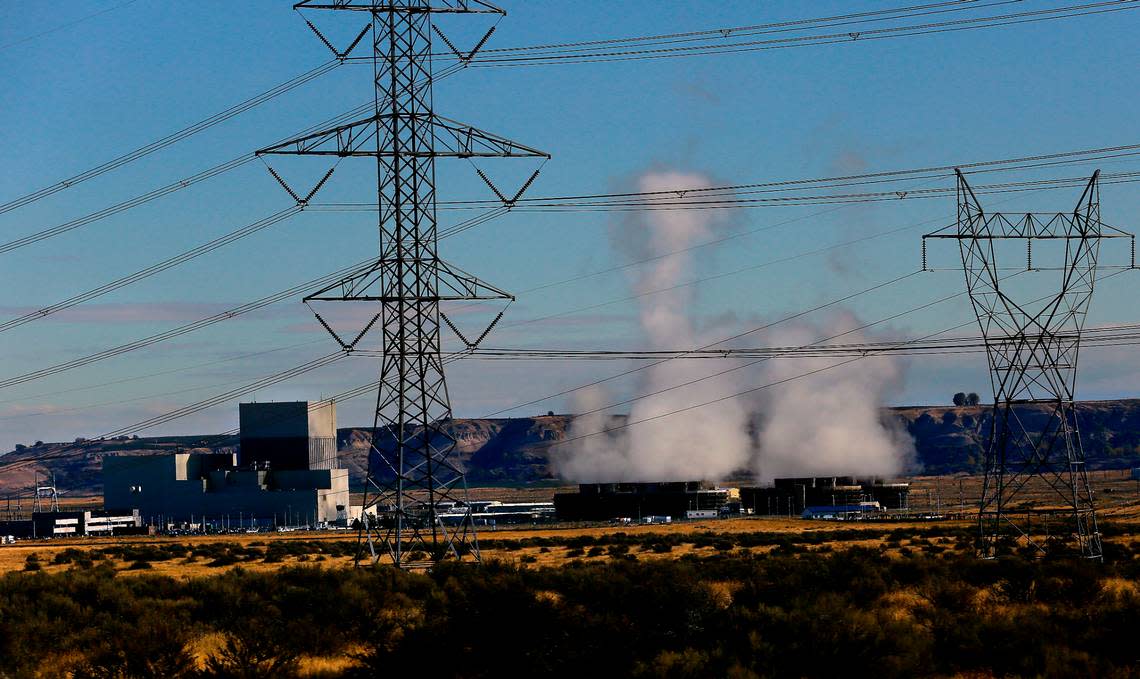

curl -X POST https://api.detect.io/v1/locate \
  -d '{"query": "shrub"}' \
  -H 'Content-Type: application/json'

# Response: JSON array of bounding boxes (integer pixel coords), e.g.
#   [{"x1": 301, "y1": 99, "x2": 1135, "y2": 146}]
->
[
  {"x1": 202, "y1": 625, "x2": 299, "y2": 679},
  {"x1": 54, "y1": 548, "x2": 90, "y2": 565},
  {"x1": 207, "y1": 553, "x2": 241, "y2": 568},
  {"x1": 72, "y1": 611, "x2": 196, "y2": 679},
  {"x1": 607, "y1": 545, "x2": 630, "y2": 558}
]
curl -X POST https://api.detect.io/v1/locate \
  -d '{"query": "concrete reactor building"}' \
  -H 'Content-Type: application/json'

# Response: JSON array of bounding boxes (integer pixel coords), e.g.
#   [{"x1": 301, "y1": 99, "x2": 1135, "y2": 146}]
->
[{"x1": 103, "y1": 401, "x2": 350, "y2": 527}]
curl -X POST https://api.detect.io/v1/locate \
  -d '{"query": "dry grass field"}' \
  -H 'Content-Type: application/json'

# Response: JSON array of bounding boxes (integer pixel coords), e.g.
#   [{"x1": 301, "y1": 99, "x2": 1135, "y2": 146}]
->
[
  {"x1": 6, "y1": 481, "x2": 1140, "y2": 678},
  {"x1": 0, "y1": 515, "x2": 929, "y2": 576}
]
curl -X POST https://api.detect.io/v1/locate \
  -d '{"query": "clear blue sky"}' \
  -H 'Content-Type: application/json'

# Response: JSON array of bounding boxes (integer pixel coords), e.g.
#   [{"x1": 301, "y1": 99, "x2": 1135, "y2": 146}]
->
[{"x1": 1, "y1": 1, "x2": 1138, "y2": 451}]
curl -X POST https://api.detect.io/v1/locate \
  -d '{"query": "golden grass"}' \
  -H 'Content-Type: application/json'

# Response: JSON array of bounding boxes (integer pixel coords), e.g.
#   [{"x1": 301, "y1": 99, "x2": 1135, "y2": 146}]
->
[
  {"x1": 297, "y1": 652, "x2": 362, "y2": 677},
  {"x1": 1099, "y1": 576, "x2": 1140, "y2": 603},
  {"x1": 705, "y1": 580, "x2": 741, "y2": 609},
  {"x1": 188, "y1": 632, "x2": 227, "y2": 667},
  {"x1": 878, "y1": 588, "x2": 932, "y2": 623}
]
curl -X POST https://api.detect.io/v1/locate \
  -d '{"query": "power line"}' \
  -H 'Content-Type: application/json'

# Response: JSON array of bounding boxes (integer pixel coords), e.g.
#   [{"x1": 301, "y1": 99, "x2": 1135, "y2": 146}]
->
[
  {"x1": 0, "y1": 203, "x2": 512, "y2": 390},
  {"x1": 0, "y1": 64, "x2": 473, "y2": 255},
  {"x1": 98, "y1": 352, "x2": 345, "y2": 439},
  {"x1": 8, "y1": 270, "x2": 1135, "y2": 476},
  {"x1": 0, "y1": 98, "x2": 383, "y2": 255},
  {"x1": 469, "y1": 147, "x2": 1140, "y2": 207},
  {"x1": 495, "y1": 219, "x2": 947, "y2": 331},
  {"x1": 0, "y1": 0, "x2": 140, "y2": 52},
  {"x1": 0, "y1": 254, "x2": 380, "y2": 390},
  {"x1": 458, "y1": 323, "x2": 1140, "y2": 361},
  {"x1": 0, "y1": 338, "x2": 329, "y2": 406},
  {"x1": 314, "y1": 144, "x2": 1140, "y2": 214},
  {"x1": 0, "y1": 206, "x2": 303, "y2": 334},
  {"x1": 464, "y1": 0, "x2": 1009, "y2": 57},
  {"x1": 0, "y1": 351, "x2": 472, "y2": 483},
  {"x1": 464, "y1": 1, "x2": 1138, "y2": 67},
  {"x1": 0, "y1": 61, "x2": 340, "y2": 217}
]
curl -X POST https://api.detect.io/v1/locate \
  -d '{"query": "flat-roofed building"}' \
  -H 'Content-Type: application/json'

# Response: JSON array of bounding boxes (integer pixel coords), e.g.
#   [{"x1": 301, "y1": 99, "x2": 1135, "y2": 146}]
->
[
  {"x1": 104, "y1": 401, "x2": 350, "y2": 527},
  {"x1": 239, "y1": 401, "x2": 337, "y2": 470}
]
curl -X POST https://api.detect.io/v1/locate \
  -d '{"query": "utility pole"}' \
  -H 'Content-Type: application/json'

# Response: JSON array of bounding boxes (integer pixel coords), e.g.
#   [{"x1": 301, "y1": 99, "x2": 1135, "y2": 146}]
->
[
  {"x1": 924, "y1": 170, "x2": 1134, "y2": 560},
  {"x1": 259, "y1": 1, "x2": 546, "y2": 569}
]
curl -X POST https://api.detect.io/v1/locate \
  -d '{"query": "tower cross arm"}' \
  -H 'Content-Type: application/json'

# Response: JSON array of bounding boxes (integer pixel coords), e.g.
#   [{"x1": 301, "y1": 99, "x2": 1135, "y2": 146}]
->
[
  {"x1": 293, "y1": 0, "x2": 504, "y2": 14},
  {"x1": 923, "y1": 213, "x2": 1133, "y2": 239},
  {"x1": 255, "y1": 113, "x2": 548, "y2": 159},
  {"x1": 301, "y1": 257, "x2": 512, "y2": 303},
  {"x1": 430, "y1": 114, "x2": 550, "y2": 159},
  {"x1": 255, "y1": 114, "x2": 380, "y2": 157}
]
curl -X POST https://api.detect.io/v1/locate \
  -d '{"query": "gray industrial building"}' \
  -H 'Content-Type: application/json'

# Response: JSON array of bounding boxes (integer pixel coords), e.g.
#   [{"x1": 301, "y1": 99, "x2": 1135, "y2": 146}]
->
[
  {"x1": 0, "y1": 510, "x2": 143, "y2": 539},
  {"x1": 103, "y1": 401, "x2": 350, "y2": 527},
  {"x1": 740, "y1": 476, "x2": 911, "y2": 517},
  {"x1": 554, "y1": 481, "x2": 731, "y2": 521},
  {"x1": 238, "y1": 400, "x2": 337, "y2": 470}
]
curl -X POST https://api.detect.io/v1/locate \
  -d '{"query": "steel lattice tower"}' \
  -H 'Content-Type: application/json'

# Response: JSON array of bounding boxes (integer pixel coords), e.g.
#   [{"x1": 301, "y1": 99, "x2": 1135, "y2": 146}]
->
[
  {"x1": 258, "y1": 0, "x2": 547, "y2": 568},
  {"x1": 924, "y1": 169, "x2": 1133, "y2": 560}
]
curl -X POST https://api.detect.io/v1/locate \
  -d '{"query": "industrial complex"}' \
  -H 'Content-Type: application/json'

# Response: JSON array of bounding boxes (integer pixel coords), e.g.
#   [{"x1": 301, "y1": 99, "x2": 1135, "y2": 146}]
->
[
  {"x1": 554, "y1": 481, "x2": 735, "y2": 521},
  {"x1": 740, "y1": 476, "x2": 911, "y2": 518},
  {"x1": 553, "y1": 477, "x2": 911, "y2": 523},
  {"x1": 102, "y1": 401, "x2": 350, "y2": 528}
]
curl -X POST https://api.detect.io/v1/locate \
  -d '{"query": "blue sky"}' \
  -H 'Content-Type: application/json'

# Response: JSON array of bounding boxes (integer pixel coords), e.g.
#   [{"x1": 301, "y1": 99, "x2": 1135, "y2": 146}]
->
[{"x1": 1, "y1": 1, "x2": 1138, "y2": 451}]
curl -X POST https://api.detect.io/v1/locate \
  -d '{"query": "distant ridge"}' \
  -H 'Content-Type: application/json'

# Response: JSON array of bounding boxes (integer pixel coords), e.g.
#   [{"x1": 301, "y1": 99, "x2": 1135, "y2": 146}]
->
[{"x1": 5, "y1": 400, "x2": 1140, "y2": 495}]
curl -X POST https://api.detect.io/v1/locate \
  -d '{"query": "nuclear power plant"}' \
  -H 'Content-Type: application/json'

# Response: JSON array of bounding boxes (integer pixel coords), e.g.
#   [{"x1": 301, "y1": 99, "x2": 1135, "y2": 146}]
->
[{"x1": 102, "y1": 401, "x2": 351, "y2": 527}]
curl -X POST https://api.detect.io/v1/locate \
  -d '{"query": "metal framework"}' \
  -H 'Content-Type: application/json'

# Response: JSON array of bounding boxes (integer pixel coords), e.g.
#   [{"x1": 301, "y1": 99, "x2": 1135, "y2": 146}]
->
[
  {"x1": 259, "y1": 0, "x2": 547, "y2": 568},
  {"x1": 924, "y1": 169, "x2": 1132, "y2": 559}
]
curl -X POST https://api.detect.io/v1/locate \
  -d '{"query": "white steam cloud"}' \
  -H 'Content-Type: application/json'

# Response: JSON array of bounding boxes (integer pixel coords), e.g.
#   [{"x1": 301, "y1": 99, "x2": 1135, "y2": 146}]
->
[
  {"x1": 751, "y1": 315, "x2": 915, "y2": 483},
  {"x1": 556, "y1": 171, "x2": 751, "y2": 482},
  {"x1": 555, "y1": 169, "x2": 914, "y2": 484}
]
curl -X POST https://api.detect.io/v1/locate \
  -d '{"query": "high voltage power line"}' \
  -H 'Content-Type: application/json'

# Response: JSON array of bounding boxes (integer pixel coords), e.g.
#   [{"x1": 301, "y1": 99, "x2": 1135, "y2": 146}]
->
[
  {"x1": 314, "y1": 147, "x2": 1140, "y2": 213},
  {"x1": 460, "y1": 0, "x2": 1139, "y2": 67},
  {"x1": 5, "y1": 140, "x2": 1136, "y2": 339},
  {"x1": 0, "y1": 338, "x2": 330, "y2": 407},
  {"x1": 0, "y1": 255, "x2": 384, "y2": 389},
  {"x1": 4, "y1": 147, "x2": 1135, "y2": 393},
  {"x1": 0, "y1": 60, "x2": 341, "y2": 217},
  {"x1": 0, "y1": 63, "x2": 472, "y2": 256},
  {"x1": 0, "y1": 206, "x2": 304, "y2": 334},
  {"x1": 0, "y1": 267, "x2": 939, "y2": 472},
  {"x1": 457, "y1": 0, "x2": 1015, "y2": 56},
  {"x1": 0, "y1": 0, "x2": 139, "y2": 52},
  {"x1": 2, "y1": 1, "x2": 1127, "y2": 240}
]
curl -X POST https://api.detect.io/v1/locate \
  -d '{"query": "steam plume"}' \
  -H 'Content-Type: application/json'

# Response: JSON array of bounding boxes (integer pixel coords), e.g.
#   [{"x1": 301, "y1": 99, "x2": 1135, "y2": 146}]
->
[
  {"x1": 554, "y1": 170, "x2": 915, "y2": 485},
  {"x1": 752, "y1": 314, "x2": 915, "y2": 482},
  {"x1": 556, "y1": 171, "x2": 751, "y2": 482}
]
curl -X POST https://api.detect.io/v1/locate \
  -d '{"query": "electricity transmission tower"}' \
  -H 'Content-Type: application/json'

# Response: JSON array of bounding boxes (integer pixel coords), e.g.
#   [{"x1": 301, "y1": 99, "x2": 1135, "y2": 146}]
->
[
  {"x1": 924, "y1": 169, "x2": 1133, "y2": 560},
  {"x1": 258, "y1": 0, "x2": 547, "y2": 568}
]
